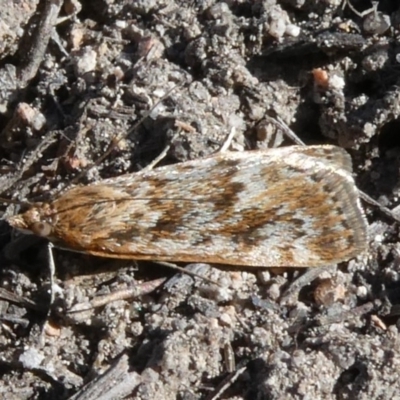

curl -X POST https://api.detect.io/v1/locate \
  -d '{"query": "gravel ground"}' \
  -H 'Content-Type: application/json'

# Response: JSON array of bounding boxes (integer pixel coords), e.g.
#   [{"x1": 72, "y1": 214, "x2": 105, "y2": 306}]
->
[{"x1": 1, "y1": 1, "x2": 400, "y2": 399}]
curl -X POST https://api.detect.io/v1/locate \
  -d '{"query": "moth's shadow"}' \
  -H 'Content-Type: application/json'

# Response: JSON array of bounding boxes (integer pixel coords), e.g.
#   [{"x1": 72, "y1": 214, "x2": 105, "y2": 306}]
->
[{"x1": 350, "y1": 116, "x2": 400, "y2": 201}]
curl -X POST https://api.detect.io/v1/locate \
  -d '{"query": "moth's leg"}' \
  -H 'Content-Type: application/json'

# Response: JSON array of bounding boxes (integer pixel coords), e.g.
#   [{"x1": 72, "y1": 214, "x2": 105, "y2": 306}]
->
[
  {"x1": 266, "y1": 115, "x2": 305, "y2": 146},
  {"x1": 36, "y1": 243, "x2": 57, "y2": 342},
  {"x1": 144, "y1": 124, "x2": 237, "y2": 172},
  {"x1": 219, "y1": 127, "x2": 237, "y2": 152},
  {"x1": 280, "y1": 264, "x2": 336, "y2": 306},
  {"x1": 218, "y1": 113, "x2": 303, "y2": 153},
  {"x1": 46, "y1": 243, "x2": 56, "y2": 315},
  {"x1": 141, "y1": 138, "x2": 175, "y2": 171},
  {"x1": 3, "y1": 234, "x2": 56, "y2": 339}
]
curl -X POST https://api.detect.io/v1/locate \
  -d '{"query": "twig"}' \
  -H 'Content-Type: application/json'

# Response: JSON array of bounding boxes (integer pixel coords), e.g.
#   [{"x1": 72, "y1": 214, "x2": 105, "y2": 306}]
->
[{"x1": 18, "y1": 0, "x2": 63, "y2": 87}]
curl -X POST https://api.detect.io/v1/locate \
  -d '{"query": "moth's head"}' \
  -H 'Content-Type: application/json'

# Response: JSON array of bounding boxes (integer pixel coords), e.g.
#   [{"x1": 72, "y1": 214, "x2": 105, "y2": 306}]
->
[{"x1": 7, "y1": 204, "x2": 54, "y2": 238}]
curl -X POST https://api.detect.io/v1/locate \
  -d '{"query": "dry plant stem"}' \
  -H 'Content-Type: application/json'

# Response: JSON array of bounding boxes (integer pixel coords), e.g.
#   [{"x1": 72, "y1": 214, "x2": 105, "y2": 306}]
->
[
  {"x1": 66, "y1": 278, "x2": 167, "y2": 317},
  {"x1": 223, "y1": 342, "x2": 236, "y2": 373},
  {"x1": 85, "y1": 277, "x2": 167, "y2": 309},
  {"x1": 0, "y1": 287, "x2": 39, "y2": 310},
  {"x1": 204, "y1": 366, "x2": 247, "y2": 400},
  {"x1": 66, "y1": 232, "x2": 218, "y2": 311},
  {"x1": 358, "y1": 191, "x2": 400, "y2": 223},
  {"x1": 18, "y1": 0, "x2": 63, "y2": 87},
  {"x1": 316, "y1": 301, "x2": 376, "y2": 326},
  {"x1": 68, "y1": 354, "x2": 141, "y2": 400},
  {"x1": 0, "y1": 314, "x2": 30, "y2": 328}
]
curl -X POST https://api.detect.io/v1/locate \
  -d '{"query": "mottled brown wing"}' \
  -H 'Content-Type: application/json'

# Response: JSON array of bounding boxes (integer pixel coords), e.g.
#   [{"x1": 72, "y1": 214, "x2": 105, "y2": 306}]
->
[{"x1": 8, "y1": 146, "x2": 367, "y2": 267}]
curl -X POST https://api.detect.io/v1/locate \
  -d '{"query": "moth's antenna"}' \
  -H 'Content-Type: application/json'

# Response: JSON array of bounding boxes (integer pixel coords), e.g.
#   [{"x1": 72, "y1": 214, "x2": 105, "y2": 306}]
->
[
  {"x1": 1, "y1": 83, "x2": 182, "y2": 205},
  {"x1": 64, "y1": 84, "x2": 182, "y2": 190},
  {"x1": 0, "y1": 197, "x2": 31, "y2": 208}
]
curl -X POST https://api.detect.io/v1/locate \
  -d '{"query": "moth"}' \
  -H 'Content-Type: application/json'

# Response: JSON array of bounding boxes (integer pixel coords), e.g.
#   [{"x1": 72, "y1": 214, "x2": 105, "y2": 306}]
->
[{"x1": 7, "y1": 145, "x2": 368, "y2": 267}]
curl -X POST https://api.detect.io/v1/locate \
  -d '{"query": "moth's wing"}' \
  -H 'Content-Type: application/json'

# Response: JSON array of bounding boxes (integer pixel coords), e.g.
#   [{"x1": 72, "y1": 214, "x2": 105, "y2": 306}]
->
[
  {"x1": 281, "y1": 145, "x2": 353, "y2": 173},
  {"x1": 47, "y1": 146, "x2": 366, "y2": 267}
]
